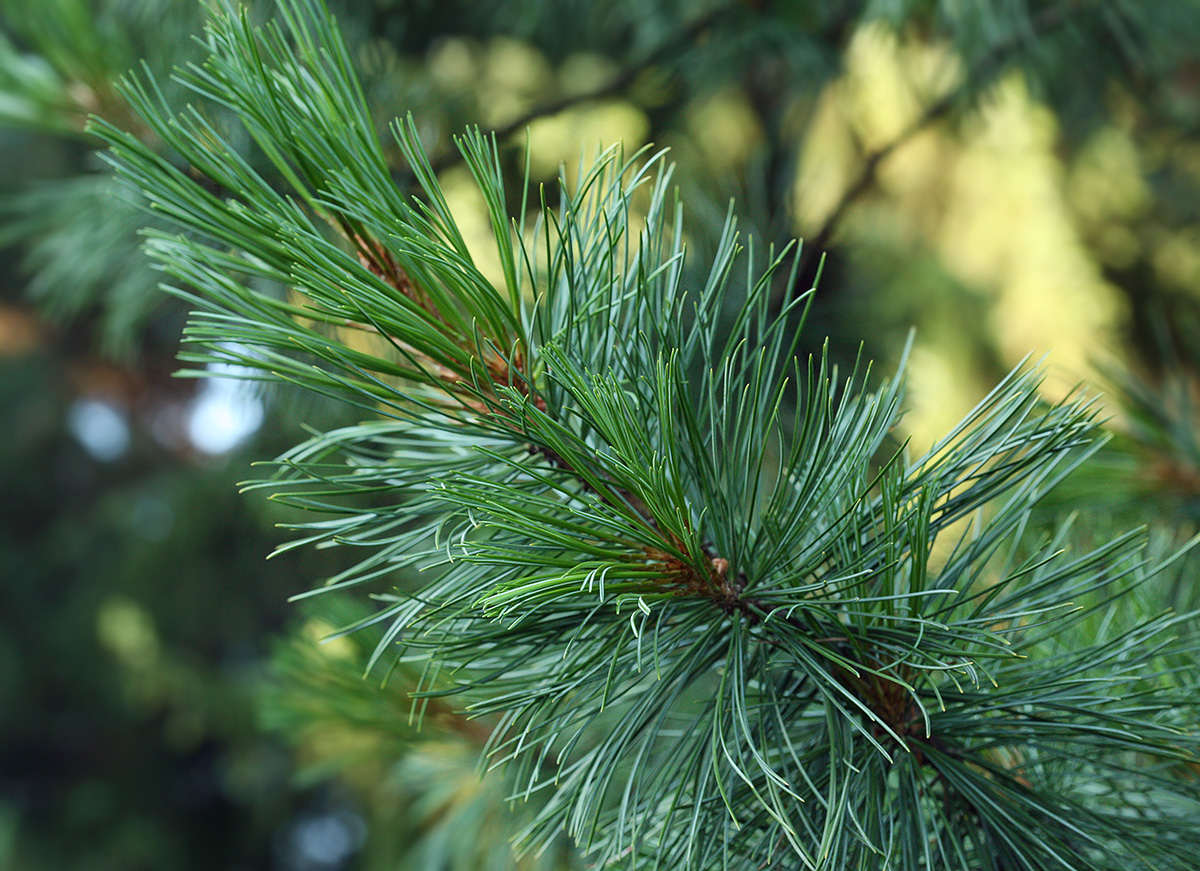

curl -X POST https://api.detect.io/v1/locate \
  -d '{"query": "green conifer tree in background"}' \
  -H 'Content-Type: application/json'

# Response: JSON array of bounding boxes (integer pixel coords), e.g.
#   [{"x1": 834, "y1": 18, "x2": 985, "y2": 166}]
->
[
  {"x1": 6, "y1": 0, "x2": 1200, "y2": 869},
  {"x1": 79, "y1": 1, "x2": 1200, "y2": 869}
]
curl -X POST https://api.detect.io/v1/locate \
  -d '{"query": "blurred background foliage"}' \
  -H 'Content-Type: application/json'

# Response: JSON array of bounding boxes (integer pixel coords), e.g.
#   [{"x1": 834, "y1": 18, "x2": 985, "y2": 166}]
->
[{"x1": 3, "y1": 0, "x2": 1200, "y2": 868}]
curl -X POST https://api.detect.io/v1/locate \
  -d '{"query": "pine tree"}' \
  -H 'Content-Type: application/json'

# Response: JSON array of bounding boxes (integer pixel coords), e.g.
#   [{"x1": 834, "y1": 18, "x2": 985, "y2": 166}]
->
[
  {"x1": 74, "y1": 1, "x2": 1200, "y2": 869},
  {"x1": 7, "y1": 1, "x2": 1200, "y2": 869}
]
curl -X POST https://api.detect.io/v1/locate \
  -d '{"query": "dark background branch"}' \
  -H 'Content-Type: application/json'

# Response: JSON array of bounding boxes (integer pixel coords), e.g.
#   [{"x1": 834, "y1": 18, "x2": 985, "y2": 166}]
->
[{"x1": 780, "y1": 0, "x2": 1087, "y2": 311}]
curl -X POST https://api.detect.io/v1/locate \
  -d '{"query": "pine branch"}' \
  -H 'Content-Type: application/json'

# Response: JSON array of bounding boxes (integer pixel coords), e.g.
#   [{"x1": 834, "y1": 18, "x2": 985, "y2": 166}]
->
[{"x1": 87, "y1": 2, "x2": 1200, "y2": 869}]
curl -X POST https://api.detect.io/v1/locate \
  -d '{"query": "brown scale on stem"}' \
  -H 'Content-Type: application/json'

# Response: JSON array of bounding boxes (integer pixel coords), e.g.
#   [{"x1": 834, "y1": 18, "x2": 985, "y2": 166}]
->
[
  {"x1": 341, "y1": 228, "x2": 547, "y2": 416},
  {"x1": 640, "y1": 537, "x2": 752, "y2": 619},
  {"x1": 352, "y1": 231, "x2": 439, "y2": 321},
  {"x1": 834, "y1": 661, "x2": 929, "y2": 753},
  {"x1": 703, "y1": 555, "x2": 754, "y2": 617},
  {"x1": 833, "y1": 653, "x2": 1039, "y2": 805}
]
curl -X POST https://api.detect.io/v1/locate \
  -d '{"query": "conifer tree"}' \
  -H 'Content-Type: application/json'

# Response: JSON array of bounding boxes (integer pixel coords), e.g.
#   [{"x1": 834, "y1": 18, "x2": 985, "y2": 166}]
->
[
  {"x1": 7, "y1": 0, "x2": 1200, "y2": 868},
  {"x1": 79, "y1": 1, "x2": 1200, "y2": 868}
]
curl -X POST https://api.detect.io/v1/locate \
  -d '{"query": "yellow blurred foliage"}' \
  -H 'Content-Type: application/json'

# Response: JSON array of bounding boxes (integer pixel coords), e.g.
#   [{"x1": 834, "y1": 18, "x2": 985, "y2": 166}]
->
[
  {"x1": 525, "y1": 100, "x2": 649, "y2": 180},
  {"x1": 427, "y1": 37, "x2": 478, "y2": 92},
  {"x1": 301, "y1": 618, "x2": 357, "y2": 661},
  {"x1": 479, "y1": 38, "x2": 552, "y2": 128},
  {"x1": 96, "y1": 595, "x2": 160, "y2": 667},
  {"x1": 438, "y1": 165, "x2": 510, "y2": 290},
  {"x1": 797, "y1": 23, "x2": 1133, "y2": 450},
  {"x1": 685, "y1": 87, "x2": 763, "y2": 169}
]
